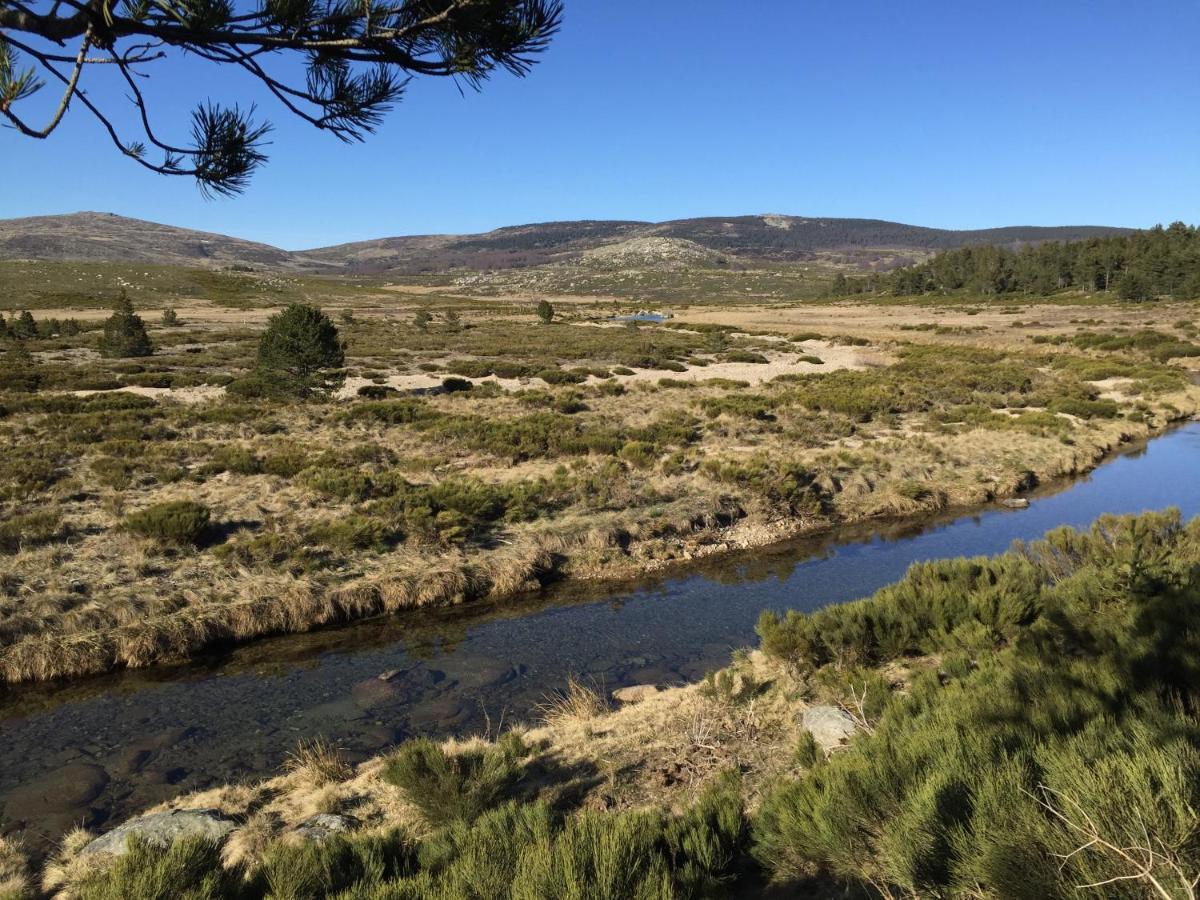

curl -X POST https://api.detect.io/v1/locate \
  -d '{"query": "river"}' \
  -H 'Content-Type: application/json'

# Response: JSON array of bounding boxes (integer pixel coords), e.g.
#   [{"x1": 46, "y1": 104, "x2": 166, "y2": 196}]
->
[{"x1": 3, "y1": 422, "x2": 1200, "y2": 848}]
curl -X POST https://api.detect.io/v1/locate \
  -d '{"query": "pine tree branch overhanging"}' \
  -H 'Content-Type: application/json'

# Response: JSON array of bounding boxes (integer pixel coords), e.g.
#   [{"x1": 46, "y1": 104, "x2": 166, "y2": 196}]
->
[{"x1": 0, "y1": 0, "x2": 562, "y2": 194}]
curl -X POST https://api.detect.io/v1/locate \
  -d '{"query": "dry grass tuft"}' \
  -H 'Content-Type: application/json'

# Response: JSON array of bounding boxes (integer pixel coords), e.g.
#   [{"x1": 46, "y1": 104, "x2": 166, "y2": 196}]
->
[
  {"x1": 537, "y1": 675, "x2": 609, "y2": 729},
  {"x1": 283, "y1": 737, "x2": 352, "y2": 787},
  {"x1": 0, "y1": 835, "x2": 30, "y2": 899}
]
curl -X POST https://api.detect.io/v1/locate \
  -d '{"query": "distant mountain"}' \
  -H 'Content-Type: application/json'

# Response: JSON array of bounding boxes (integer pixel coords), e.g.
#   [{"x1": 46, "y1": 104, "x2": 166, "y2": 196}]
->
[
  {"x1": 0, "y1": 211, "x2": 1134, "y2": 274},
  {"x1": 0, "y1": 212, "x2": 310, "y2": 270}
]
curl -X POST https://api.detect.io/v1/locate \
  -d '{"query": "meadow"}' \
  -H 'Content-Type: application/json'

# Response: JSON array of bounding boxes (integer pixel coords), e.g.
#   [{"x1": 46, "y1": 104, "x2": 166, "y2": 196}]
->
[{"x1": 1, "y1": 276, "x2": 1198, "y2": 684}]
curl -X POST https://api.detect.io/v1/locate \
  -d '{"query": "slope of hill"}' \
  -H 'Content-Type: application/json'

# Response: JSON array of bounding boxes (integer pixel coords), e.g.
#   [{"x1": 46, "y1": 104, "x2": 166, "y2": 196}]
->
[
  {"x1": 0, "y1": 211, "x2": 1134, "y2": 274},
  {"x1": 0, "y1": 212, "x2": 310, "y2": 270}
]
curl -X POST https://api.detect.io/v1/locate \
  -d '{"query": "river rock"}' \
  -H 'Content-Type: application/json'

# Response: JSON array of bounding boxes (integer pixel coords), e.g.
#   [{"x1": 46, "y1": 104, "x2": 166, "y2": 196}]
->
[
  {"x1": 612, "y1": 684, "x2": 660, "y2": 704},
  {"x1": 801, "y1": 706, "x2": 861, "y2": 752},
  {"x1": 1001, "y1": 498, "x2": 1030, "y2": 509},
  {"x1": 292, "y1": 813, "x2": 359, "y2": 843},
  {"x1": 351, "y1": 677, "x2": 401, "y2": 709},
  {"x1": 79, "y1": 809, "x2": 237, "y2": 858},
  {"x1": 3, "y1": 762, "x2": 108, "y2": 818}
]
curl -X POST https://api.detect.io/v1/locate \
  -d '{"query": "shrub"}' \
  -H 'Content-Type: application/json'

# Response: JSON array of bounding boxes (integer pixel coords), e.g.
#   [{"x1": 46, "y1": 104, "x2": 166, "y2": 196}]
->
[
  {"x1": 537, "y1": 368, "x2": 587, "y2": 385},
  {"x1": 0, "y1": 509, "x2": 62, "y2": 553},
  {"x1": 381, "y1": 734, "x2": 529, "y2": 827},
  {"x1": 308, "y1": 515, "x2": 392, "y2": 552},
  {"x1": 536, "y1": 298, "x2": 554, "y2": 324},
  {"x1": 723, "y1": 350, "x2": 768, "y2": 364},
  {"x1": 76, "y1": 836, "x2": 238, "y2": 900},
  {"x1": 441, "y1": 376, "x2": 473, "y2": 393},
  {"x1": 618, "y1": 440, "x2": 657, "y2": 468},
  {"x1": 0, "y1": 341, "x2": 41, "y2": 393},
  {"x1": 161, "y1": 309, "x2": 180, "y2": 326},
  {"x1": 124, "y1": 500, "x2": 212, "y2": 545},
  {"x1": 256, "y1": 303, "x2": 344, "y2": 397},
  {"x1": 98, "y1": 292, "x2": 153, "y2": 358}
]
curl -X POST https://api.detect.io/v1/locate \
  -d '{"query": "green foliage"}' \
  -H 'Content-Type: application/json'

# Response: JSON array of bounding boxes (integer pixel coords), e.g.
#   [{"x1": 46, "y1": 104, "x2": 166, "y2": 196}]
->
[
  {"x1": 76, "y1": 836, "x2": 238, "y2": 900},
  {"x1": 536, "y1": 299, "x2": 555, "y2": 325},
  {"x1": 0, "y1": 342, "x2": 41, "y2": 393},
  {"x1": 704, "y1": 456, "x2": 823, "y2": 515},
  {"x1": 380, "y1": 734, "x2": 529, "y2": 828},
  {"x1": 722, "y1": 350, "x2": 768, "y2": 364},
  {"x1": 161, "y1": 309, "x2": 180, "y2": 327},
  {"x1": 256, "y1": 303, "x2": 344, "y2": 396},
  {"x1": 98, "y1": 293, "x2": 154, "y2": 359},
  {"x1": 124, "y1": 500, "x2": 212, "y2": 545},
  {"x1": 0, "y1": 508, "x2": 62, "y2": 554},
  {"x1": 846, "y1": 221, "x2": 1200, "y2": 300},
  {"x1": 754, "y1": 509, "x2": 1200, "y2": 898}
]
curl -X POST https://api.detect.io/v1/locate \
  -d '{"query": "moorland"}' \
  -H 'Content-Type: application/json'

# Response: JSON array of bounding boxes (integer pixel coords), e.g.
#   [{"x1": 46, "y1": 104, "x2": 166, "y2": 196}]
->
[{"x1": 2, "y1": 214, "x2": 1200, "y2": 898}]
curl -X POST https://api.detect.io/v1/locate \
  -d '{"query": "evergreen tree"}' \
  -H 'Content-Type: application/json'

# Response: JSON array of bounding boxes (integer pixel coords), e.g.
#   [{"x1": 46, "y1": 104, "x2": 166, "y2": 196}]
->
[
  {"x1": 13, "y1": 310, "x2": 36, "y2": 340},
  {"x1": 536, "y1": 299, "x2": 555, "y2": 324},
  {"x1": 98, "y1": 292, "x2": 153, "y2": 358},
  {"x1": 414, "y1": 310, "x2": 432, "y2": 332},
  {"x1": 161, "y1": 309, "x2": 180, "y2": 327},
  {"x1": 256, "y1": 303, "x2": 344, "y2": 396},
  {"x1": 0, "y1": 341, "x2": 41, "y2": 392}
]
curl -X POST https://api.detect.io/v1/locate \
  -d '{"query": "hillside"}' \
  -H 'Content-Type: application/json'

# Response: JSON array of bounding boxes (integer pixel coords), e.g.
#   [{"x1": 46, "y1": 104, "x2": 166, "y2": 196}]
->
[
  {"x1": 0, "y1": 212, "x2": 312, "y2": 270},
  {"x1": 0, "y1": 212, "x2": 1133, "y2": 275}
]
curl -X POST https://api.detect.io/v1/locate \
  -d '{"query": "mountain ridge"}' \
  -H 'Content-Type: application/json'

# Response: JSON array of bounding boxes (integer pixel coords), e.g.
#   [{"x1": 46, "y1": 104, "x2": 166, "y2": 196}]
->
[{"x1": 0, "y1": 211, "x2": 1136, "y2": 274}]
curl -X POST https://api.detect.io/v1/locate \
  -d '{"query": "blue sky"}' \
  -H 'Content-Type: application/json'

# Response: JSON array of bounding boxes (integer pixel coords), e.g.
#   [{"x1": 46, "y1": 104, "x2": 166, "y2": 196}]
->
[{"x1": 3, "y1": 1, "x2": 1198, "y2": 248}]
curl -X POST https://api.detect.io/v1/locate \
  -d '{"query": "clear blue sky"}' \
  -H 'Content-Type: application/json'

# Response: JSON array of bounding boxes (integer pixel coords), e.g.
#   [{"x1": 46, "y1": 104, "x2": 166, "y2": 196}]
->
[{"x1": 3, "y1": 0, "x2": 1198, "y2": 248}]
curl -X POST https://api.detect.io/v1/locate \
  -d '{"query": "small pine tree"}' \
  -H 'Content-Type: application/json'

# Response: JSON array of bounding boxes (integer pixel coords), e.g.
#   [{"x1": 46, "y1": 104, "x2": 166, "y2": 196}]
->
[
  {"x1": 161, "y1": 309, "x2": 180, "y2": 327},
  {"x1": 536, "y1": 298, "x2": 554, "y2": 325},
  {"x1": 444, "y1": 309, "x2": 461, "y2": 331},
  {"x1": 98, "y1": 292, "x2": 154, "y2": 358},
  {"x1": 256, "y1": 303, "x2": 344, "y2": 396},
  {"x1": 13, "y1": 310, "x2": 37, "y2": 340},
  {"x1": 0, "y1": 341, "x2": 41, "y2": 392},
  {"x1": 414, "y1": 310, "x2": 431, "y2": 332}
]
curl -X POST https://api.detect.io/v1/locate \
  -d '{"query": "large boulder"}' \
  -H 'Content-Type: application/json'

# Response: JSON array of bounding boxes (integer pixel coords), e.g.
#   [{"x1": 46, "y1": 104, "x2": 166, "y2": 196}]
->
[
  {"x1": 801, "y1": 705, "x2": 861, "y2": 752},
  {"x1": 79, "y1": 808, "x2": 237, "y2": 858}
]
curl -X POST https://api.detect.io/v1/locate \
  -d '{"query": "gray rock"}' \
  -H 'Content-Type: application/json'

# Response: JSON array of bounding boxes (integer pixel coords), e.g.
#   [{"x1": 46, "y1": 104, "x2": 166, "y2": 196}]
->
[
  {"x1": 80, "y1": 808, "x2": 237, "y2": 858},
  {"x1": 1001, "y1": 498, "x2": 1030, "y2": 509},
  {"x1": 801, "y1": 705, "x2": 861, "y2": 752},
  {"x1": 292, "y1": 813, "x2": 360, "y2": 843},
  {"x1": 612, "y1": 684, "x2": 660, "y2": 704}
]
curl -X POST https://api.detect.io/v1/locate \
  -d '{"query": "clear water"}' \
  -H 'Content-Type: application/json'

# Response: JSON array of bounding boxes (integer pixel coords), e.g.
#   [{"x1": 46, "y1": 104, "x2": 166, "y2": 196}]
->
[
  {"x1": 3, "y1": 423, "x2": 1200, "y2": 848},
  {"x1": 611, "y1": 313, "x2": 667, "y2": 322}
]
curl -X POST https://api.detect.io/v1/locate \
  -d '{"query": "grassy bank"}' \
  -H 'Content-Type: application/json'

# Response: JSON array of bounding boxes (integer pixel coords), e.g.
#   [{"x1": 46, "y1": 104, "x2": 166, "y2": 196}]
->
[
  {"x1": 9, "y1": 508, "x2": 1200, "y2": 898},
  {"x1": 2, "y1": 296, "x2": 1199, "y2": 684}
]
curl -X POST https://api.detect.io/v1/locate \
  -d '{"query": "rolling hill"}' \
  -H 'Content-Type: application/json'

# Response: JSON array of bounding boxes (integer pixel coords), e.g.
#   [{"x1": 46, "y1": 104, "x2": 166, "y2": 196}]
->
[{"x1": 0, "y1": 211, "x2": 1134, "y2": 275}]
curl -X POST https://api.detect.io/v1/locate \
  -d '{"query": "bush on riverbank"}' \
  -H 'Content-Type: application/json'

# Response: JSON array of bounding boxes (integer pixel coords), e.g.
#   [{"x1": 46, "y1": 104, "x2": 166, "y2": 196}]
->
[{"x1": 754, "y1": 508, "x2": 1200, "y2": 897}]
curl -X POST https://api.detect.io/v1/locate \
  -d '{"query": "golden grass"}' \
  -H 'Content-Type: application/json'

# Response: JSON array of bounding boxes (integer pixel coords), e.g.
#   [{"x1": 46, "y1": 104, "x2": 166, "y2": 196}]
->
[
  {"x1": 283, "y1": 737, "x2": 353, "y2": 788},
  {"x1": 2, "y1": 296, "x2": 1199, "y2": 684},
  {"x1": 537, "y1": 675, "x2": 610, "y2": 730}
]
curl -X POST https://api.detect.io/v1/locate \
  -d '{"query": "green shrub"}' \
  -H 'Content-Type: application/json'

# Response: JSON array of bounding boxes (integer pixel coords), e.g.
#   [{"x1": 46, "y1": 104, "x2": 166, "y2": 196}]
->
[
  {"x1": 76, "y1": 837, "x2": 238, "y2": 900},
  {"x1": 91, "y1": 456, "x2": 133, "y2": 489},
  {"x1": 125, "y1": 500, "x2": 212, "y2": 545},
  {"x1": 618, "y1": 440, "x2": 657, "y2": 468},
  {"x1": 161, "y1": 309, "x2": 180, "y2": 327},
  {"x1": 308, "y1": 515, "x2": 393, "y2": 552},
  {"x1": 0, "y1": 509, "x2": 62, "y2": 553},
  {"x1": 380, "y1": 734, "x2": 529, "y2": 828},
  {"x1": 753, "y1": 510, "x2": 1200, "y2": 896},
  {"x1": 441, "y1": 376, "x2": 473, "y2": 393},
  {"x1": 0, "y1": 343, "x2": 41, "y2": 393},
  {"x1": 537, "y1": 368, "x2": 587, "y2": 385},
  {"x1": 723, "y1": 350, "x2": 768, "y2": 364},
  {"x1": 536, "y1": 299, "x2": 555, "y2": 325}
]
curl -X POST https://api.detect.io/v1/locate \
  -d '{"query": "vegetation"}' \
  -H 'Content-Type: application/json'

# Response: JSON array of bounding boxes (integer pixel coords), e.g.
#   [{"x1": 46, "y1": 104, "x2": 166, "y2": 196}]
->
[
  {"x1": 98, "y1": 293, "x2": 153, "y2": 358},
  {"x1": 0, "y1": 289, "x2": 1196, "y2": 683},
  {"x1": 839, "y1": 221, "x2": 1200, "y2": 299},
  {"x1": 1, "y1": 0, "x2": 562, "y2": 194},
  {"x1": 31, "y1": 510, "x2": 1200, "y2": 899},
  {"x1": 753, "y1": 509, "x2": 1200, "y2": 897},
  {"x1": 255, "y1": 303, "x2": 344, "y2": 396},
  {"x1": 124, "y1": 500, "x2": 212, "y2": 546}
]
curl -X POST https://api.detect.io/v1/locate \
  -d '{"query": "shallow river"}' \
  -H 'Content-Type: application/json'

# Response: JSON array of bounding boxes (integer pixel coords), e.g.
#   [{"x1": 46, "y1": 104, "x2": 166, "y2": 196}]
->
[{"x1": 4, "y1": 423, "x2": 1200, "y2": 848}]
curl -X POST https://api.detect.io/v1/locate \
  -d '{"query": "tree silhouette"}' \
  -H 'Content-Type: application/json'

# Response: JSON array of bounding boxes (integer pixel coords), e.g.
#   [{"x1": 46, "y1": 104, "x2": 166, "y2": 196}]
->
[{"x1": 0, "y1": 0, "x2": 561, "y2": 195}]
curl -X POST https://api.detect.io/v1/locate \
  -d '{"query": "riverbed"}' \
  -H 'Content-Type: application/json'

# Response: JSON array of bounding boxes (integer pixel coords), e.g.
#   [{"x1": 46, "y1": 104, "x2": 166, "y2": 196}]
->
[{"x1": 3, "y1": 423, "x2": 1200, "y2": 848}]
